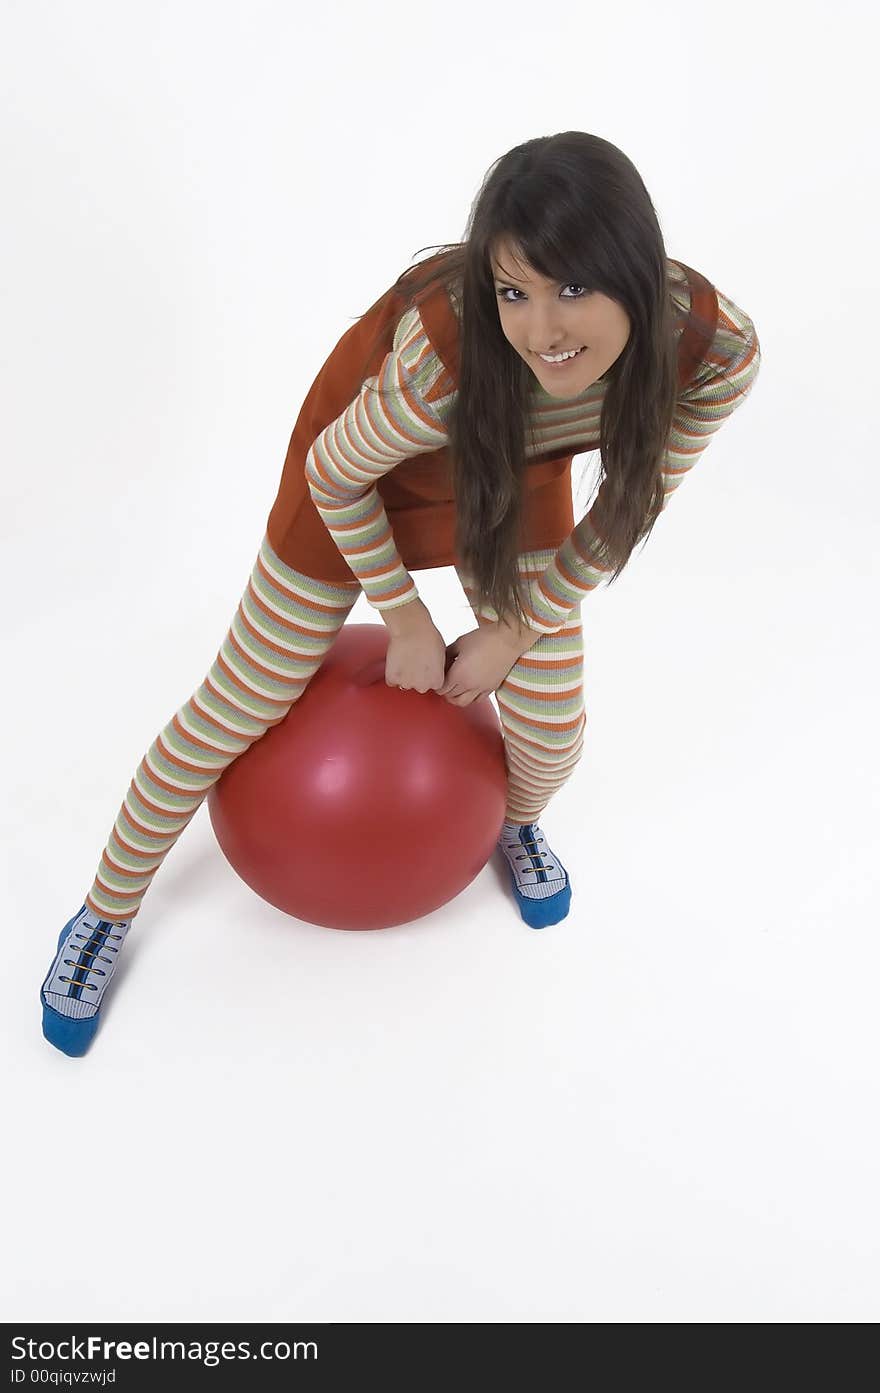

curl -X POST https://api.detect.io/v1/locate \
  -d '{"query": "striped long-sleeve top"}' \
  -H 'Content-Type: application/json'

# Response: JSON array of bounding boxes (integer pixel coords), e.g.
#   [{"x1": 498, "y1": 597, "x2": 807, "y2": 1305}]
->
[{"x1": 304, "y1": 260, "x2": 762, "y2": 635}]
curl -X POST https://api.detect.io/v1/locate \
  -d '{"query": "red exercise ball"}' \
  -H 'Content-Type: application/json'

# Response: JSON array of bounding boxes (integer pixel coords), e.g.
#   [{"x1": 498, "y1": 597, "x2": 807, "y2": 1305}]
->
[{"x1": 206, "y1": 623, "x2": 508, "y2": 930}]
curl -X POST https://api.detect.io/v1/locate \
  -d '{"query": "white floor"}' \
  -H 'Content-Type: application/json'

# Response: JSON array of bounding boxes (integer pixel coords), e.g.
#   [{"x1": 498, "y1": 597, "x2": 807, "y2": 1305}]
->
[{"x1": 5, "y1": 528, "x2": 878, "y2": 1322}]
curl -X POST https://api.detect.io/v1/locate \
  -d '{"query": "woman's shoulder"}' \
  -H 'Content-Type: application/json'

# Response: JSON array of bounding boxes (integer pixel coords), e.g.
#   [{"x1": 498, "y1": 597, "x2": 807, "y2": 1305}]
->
[
  {"x1": 669, "y1": 258, "x2": 758, "y2": 353},
  {"x1": 669, "y1": 257, "x2": 761, "y2": 400},
  {"x1": 392, "y1": 298, "x2": 459, "y2": 408}
]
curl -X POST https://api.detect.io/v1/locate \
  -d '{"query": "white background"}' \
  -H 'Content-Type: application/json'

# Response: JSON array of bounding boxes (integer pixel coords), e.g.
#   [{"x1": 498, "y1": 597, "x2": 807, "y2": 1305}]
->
[{"x1": 2, "y1": 0, "x2": 878, "y2": 1324}]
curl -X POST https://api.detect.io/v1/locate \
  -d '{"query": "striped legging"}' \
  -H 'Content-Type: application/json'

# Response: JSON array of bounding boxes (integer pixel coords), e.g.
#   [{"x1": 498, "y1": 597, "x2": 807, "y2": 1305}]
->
[{"x1": 83, "y1": 534, "x2": 586, "y2": 922}]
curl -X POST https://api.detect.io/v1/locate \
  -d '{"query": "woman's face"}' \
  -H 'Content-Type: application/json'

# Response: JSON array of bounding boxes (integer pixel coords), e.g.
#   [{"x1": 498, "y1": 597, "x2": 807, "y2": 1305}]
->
[{"x1": 489, "y1": 237, "x2": 631, "y2": 396}]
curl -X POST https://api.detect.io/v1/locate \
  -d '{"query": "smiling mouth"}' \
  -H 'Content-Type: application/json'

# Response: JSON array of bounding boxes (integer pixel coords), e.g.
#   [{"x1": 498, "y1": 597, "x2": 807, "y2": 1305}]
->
[{"x1": 534, "y1": 346, "x2": 586, "y2": 363}]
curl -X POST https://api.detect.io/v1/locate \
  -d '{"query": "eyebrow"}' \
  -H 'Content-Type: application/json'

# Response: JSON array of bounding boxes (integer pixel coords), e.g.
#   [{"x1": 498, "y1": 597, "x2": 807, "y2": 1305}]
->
[{"x1": 492, "y1": 266, "x2": 565, "y2": 288}]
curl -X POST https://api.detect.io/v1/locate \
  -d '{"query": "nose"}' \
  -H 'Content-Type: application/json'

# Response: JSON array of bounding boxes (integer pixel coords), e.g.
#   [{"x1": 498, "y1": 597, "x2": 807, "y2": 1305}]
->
[{"x1": 527, "y1": 308, "x2": 566, "y2": 353}]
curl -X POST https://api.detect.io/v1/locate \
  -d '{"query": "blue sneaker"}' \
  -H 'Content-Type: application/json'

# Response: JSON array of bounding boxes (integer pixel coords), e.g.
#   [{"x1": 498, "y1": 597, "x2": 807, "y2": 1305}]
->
[
  {"x1": 40, "y1": 905, "x2": 131, "y2": 1056},
  {"x1": 497, "y1": 821, "x2": 571, "y2": 928}
]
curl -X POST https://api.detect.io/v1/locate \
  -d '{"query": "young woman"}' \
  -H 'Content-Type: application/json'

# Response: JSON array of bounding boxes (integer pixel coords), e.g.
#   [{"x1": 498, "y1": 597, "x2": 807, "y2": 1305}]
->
[{"x1": 40, "y1": 131, "x2": 761, "y2": 1056}]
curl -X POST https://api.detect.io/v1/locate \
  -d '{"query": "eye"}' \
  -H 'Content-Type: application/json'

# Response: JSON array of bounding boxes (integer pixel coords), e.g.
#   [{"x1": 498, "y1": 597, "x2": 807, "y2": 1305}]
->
[{"x1": 496, "y1": 284, "x2": 588, "y2": 303}]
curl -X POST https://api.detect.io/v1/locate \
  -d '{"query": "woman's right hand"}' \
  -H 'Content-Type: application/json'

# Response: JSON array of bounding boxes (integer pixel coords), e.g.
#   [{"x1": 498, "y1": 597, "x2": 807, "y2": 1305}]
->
[{"x1": 383, "y1": 601, "x2": 448, "y2": 693}]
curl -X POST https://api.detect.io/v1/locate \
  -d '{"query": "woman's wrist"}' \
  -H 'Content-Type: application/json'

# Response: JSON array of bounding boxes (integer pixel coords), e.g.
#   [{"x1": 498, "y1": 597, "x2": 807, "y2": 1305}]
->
[
  {"x1": 496, "y1": 616, "x2": 540, "y2": 654},
  {"x1": 380, "y1": 595, "x2": 433, "y2": 635}
]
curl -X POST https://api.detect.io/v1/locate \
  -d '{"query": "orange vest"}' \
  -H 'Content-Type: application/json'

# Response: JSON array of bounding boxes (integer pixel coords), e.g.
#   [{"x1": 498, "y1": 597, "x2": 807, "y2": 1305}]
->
[{"x1": 265, "y1": 257, "x2": 719, "y2": 584}]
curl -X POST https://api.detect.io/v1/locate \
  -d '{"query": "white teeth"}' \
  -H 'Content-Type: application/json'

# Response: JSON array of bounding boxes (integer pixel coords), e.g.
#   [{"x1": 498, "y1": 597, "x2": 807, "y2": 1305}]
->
[{"x1": 539, "y1": 347, "x2": 583, "y2": 363}]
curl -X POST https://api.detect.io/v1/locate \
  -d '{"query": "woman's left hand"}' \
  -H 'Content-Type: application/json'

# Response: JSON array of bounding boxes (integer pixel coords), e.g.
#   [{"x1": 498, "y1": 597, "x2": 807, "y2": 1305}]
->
[{"x1": 437, "y1": 621, "x2": 537, "y2": 706}]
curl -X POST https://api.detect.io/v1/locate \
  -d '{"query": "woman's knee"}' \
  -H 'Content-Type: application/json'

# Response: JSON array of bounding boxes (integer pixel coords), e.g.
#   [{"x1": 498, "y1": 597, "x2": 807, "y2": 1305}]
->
[
  {"x1": 497, "y1": 643, "x2": 585, "y2": 746},
  {"x1": 500, "y1": 703, "x2": 586, "y2": 759}
]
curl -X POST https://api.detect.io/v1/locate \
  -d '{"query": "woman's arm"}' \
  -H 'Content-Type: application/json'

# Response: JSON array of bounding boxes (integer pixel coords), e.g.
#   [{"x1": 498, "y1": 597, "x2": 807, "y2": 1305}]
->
[
  {"x1": 519, "y1": 317, "x2": 763, "y2": 636},
  {"x1": 305, "y1": 304, "x2": 455, "y2": 620}
]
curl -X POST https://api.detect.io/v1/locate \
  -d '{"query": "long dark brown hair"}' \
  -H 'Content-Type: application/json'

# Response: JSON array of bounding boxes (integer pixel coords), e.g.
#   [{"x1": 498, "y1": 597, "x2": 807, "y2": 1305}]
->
[{"x1": 354, "y1": 130, "x2": 717, "y2": 627}]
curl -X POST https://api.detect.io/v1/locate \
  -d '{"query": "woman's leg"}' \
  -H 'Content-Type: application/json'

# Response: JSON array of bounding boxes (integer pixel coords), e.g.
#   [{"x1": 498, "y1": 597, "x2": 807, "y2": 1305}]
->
[
  {"x1": 453, "y1": 547, "x2": 586, "y2": 825},
  {"x1": 84, "y1": 532, "x2": 361, "y2": 922},
  {"x1": 453, "y1": 548, "x2": 584, "y2": 928}
]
